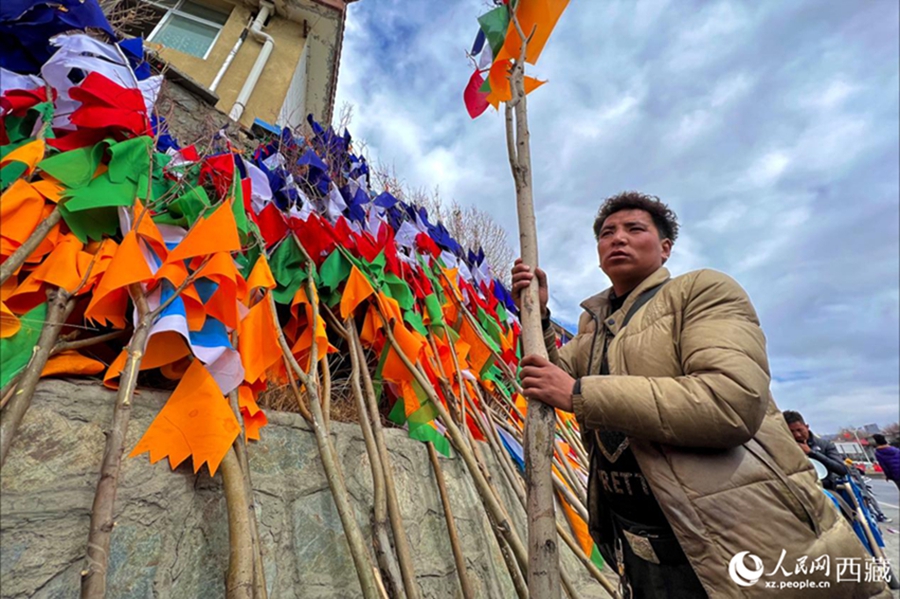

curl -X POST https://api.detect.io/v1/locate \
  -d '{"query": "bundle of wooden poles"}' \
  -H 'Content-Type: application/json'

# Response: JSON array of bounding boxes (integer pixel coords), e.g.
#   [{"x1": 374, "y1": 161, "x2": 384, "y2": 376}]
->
[{"x1": 0, "y1": 214, "x2": 619, "y2": 599}]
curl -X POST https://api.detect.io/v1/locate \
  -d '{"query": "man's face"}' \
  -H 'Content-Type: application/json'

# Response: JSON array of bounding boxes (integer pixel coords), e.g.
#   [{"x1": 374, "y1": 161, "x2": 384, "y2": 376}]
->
[
  {"x1": 597, "y1": 209, "x2": 672, "y2": 285},
  {"x1": 788, "y1": 421, "x2": 810, "y2": 443}
]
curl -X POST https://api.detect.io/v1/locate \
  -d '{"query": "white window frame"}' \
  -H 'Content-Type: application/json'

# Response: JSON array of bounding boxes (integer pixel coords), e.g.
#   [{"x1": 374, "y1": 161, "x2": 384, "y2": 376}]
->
[{"x1": 145, "y1": 0, "x2": 230, "y2": 60}]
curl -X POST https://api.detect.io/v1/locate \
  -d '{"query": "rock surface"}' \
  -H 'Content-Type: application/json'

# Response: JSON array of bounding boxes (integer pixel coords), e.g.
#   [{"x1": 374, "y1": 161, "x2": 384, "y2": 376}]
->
[{"x1": 1, "y1": 379, "x2": 609, "y2": 598}]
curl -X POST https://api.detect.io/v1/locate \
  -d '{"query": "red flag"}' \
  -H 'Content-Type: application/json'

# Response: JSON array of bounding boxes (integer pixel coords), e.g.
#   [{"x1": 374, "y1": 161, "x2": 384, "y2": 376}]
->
[{"x1": 464, "y1": 69, "x2": 490, "y2": 118}]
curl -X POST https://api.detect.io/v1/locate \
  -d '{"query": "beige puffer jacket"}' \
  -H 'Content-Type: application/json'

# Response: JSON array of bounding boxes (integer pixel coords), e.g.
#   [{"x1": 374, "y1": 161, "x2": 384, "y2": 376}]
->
[{"x1": 545, "y1": 266, "x2": 890, "y2": 598}]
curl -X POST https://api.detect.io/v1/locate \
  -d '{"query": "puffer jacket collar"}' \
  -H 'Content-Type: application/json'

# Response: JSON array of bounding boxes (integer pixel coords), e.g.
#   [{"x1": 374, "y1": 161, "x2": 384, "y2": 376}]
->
[{"x1": 580, "y1": 266, "x2": 672, "y2": 337}]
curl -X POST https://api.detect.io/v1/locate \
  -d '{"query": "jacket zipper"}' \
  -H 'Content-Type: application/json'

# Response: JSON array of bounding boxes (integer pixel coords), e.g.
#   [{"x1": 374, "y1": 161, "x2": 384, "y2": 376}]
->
[{"x1": 586, "y1": 311, "x2": 600, "y2": 376}]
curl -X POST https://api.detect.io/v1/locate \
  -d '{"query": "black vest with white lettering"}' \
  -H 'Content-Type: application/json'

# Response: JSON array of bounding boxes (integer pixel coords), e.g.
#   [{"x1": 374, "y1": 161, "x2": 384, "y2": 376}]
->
[{"x1": 592, "y1": 290, "x2": 670, "y2": 528}]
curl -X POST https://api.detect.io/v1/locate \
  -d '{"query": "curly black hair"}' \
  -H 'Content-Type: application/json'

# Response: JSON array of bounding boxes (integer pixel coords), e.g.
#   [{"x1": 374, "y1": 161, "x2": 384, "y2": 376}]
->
[
  {"x1": 592, "y1": 191, "x2": 680, "y2": 242},
  {"x1": 782, "y1": 410, "x2": 806, "y2": 426}
]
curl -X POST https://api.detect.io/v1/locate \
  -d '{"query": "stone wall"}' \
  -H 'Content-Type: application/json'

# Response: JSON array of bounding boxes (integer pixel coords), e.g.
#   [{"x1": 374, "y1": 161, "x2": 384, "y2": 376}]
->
[
  {"x1": 152, "y1": 71, "x2": 257, "y2": 151},
  {"x1": 0, "y1": 380, "x2": 611, "y2": 598}
]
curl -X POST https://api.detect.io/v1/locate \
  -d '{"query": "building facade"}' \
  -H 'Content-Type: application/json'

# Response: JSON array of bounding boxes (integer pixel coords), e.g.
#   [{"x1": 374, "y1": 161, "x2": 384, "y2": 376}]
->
[{"x1": 128, "y1": 0, "x2": 352, "y2": 130}]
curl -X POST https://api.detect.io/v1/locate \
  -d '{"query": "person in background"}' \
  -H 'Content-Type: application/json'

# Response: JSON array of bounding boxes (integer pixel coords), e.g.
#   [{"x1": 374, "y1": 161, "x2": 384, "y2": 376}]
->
[
  {"x1": 782, "y1": 410, "x2": 848, "y2": 490},
  {"x1": 873, "y1": 433, "x2": 900, "y2": 492}
]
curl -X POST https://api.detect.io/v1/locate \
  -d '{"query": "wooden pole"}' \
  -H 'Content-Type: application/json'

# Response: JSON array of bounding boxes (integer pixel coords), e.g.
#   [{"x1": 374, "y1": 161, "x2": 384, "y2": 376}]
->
[
  {"x1": 427, "y1": 442, "x2": 476, "y2": 599},
  {"x1": 350, "y1": 322, "x2": 420, "y2": 599},
  {"x1": 221, "y1": 447, "x2": 254, "y2": 599},
  {"x1": 346, "y1": 321, "x2": 407, "y2": 599},
  {"x1": 81, "y1": 245, "x2": 212, "y2": 598},
  {"x1": 81, "y1": 284, "x2": 152, "y2": 599},
  {"x1": 503, "y1": 8, "x2": 561, "y2": 591},
  {"x1": 0, "y1": 287, "x2": 75, "y2": 464},
  {"x1": 226, "y1": 384, "x2": 268, "y2": 599},
  {"x1": 267, "y1": 274, "x2": 382, "y2": 599},
  {"x1": 377, "y1": 311, "x2": 530, "y2": 574}
]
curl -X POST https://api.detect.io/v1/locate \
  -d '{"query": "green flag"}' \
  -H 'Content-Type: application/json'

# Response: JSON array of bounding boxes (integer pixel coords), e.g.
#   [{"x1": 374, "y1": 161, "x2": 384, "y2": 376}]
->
[
  {"x1": 38, "y1": 143, "x2": 106, "y2": 188},
  {"x1": 1, "y1": 303, "x2": 47, "y2": 388},
  {"x1": 152, "y1": 184, "x2": 211, "y2": 227},
  {"x1": 60, "y1": 204, "x2": 120, "y2": 242},
  {"x1": 404, "y1": 310, "x2": 428, "y2": 337},
  {"x1": 408, "y1": 423, "x2": 452, "y2": 457},
  {"x1": 383, "y1": 273, "x2": 415, "y2": 311},
  {"x1": 270, "y1": 238, "x2": 307, "y2": 304},
  {"x1": 388, "y1": 393, "x2": 407, "y2": 425},
  {"x1": 318, "y1": 249, "x2": 352, "y2": 291},
  {"x1": 230, "y1": 177, "x2": 251, "y2": 241},
  {"x1": 0, "y1": 161, "x2": 28, "y2": 190},
  {"x1": 477, "y1": 6, "x2": 509, "y2": 59},
  {"x1": 477, "y1": 308, "x2": 502, "y2": 352},
  {"x1": 423, "y1": 293, "x2": 445, "y2": 333}
]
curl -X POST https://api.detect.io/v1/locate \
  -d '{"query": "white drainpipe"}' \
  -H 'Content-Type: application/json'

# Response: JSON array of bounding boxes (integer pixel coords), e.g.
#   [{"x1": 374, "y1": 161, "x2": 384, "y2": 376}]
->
[
  {"x1": 210, "y1": 21, "x2": 249, "y2": 92},
  {"x1": 229, "y1": 1, "x2": 275, "y2": 122}
]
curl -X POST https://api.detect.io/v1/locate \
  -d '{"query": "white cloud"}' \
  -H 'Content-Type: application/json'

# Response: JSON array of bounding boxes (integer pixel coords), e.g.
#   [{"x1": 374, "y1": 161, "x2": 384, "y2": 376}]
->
[
  {"x1": 335, "y1": 0, "x2": 900, "y2": 432},
  {"x1": 747, "y1": 150, "x2": 791, "y2": 187}
]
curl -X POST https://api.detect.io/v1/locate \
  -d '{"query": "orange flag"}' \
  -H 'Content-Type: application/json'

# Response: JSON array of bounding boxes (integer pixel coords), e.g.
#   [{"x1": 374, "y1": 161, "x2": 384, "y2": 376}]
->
[
  {"x1": 42, "y1": 351, "x2": 105, "y2": 378},
  {"x1": 104, "y1": 331, "x2": 191, "y2": 387},
  {"x1": 202, "y1": 251, "x2": 243, "y2": 330},
  {"x1": 558, "y1": 482, "x2": 593, "y2": 558},
  {"x1": 399, "y1": 379, "x2": 422, "y2": 418},
  {"x1": 84, "y1": 230, "x2": 153, "y2": 328},
  {"x1": 375, "y1": 290, "x2": 402, "y2": 325},
  {"x1": 0, "y1": 139, "x2": 44, "y2": 175},
  {"x1": 23, "y1": 233, "x2": 83, "y2": 292},
  {"x1": 165, "y1": 202, "x2": 241, "y2": 264},
  {"x1": 238, "y1": 384, "x2": 268, "y2": 441},
  {"x1": 31, "y1": 179, "x2": 63, "y2": 203},
  {"x1": 499, "y1": 0, "x2": 570, "y2": 65},
  {"x1": 132, "y1": 199, "x2": 168, "y2": 261},
  {"x1": 289, "y1": 286, "x2": 329, "y2": 364},
  {"x1": 0, "y1": 180, "x2": 45, "y2": 258},
  {"x1": 487, "y1": 59, "x2": 513, "y2": 106},
  {"x1": 359, "y1": 303, "x2": 380, "y2": 347},
  {"x1": 245, "y1": 254, "x2": 277, "y2": 294},
  {"x1": 129, "y1": 359, "x2": 240, "y2": 475},
  {"x1": 238, "y1": 299, "x2": 282, "y2": 385},
  {"x1": 0, "y1": 293, "x2": 19, "y2": 338},
  {"x1": 339, "y1": 265, "x2": 375, "y2": 320},
  {"x1": 486, "y1": 57, "x2": 546, "y2": 109},
  {"x1": 459, "y1": 316, "x2": 493, "y2": 374},
  {"x1": 382, "y1": 320, "x2": 426, "y2": 384}
]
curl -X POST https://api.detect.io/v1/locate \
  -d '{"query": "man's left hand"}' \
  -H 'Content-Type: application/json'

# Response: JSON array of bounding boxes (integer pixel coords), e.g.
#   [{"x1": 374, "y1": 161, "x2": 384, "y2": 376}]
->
[
  {"x1": 799, "y1": 441, "x2": 811, "y2": 455},
  {"x1": 519, "y1": 354, "x2": 576, "y2": 413}
]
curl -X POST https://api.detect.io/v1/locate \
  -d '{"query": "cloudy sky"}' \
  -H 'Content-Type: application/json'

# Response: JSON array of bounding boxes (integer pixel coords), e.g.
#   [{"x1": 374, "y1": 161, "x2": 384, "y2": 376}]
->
[{"x1": 334, "y1": 0, "x2": 899, "y2": 434}]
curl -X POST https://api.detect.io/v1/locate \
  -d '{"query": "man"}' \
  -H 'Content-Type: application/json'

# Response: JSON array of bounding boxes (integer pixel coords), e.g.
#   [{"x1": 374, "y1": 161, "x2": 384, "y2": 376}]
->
[
  {"x1": 873, "y1": 434, "x2": 900, "y2": 492},
  {"x1": 512, "y1": 192, "x2": 888, "y2": 598},
  {"x1": 782, "y1": 410, "x2": 849, "y2": 490}
]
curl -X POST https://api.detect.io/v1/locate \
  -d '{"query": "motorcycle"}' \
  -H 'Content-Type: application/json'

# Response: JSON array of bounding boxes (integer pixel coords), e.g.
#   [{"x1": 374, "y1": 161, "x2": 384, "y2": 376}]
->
[{"x1": 810, "y1": 459, "x2": 900, "y2": 589}]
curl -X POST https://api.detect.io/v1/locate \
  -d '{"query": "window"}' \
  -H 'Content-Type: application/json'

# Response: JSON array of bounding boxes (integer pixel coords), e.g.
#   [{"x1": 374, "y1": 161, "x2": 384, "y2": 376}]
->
[{"x1": 124, "y1": 0, "x2": 231, "y2": 59}]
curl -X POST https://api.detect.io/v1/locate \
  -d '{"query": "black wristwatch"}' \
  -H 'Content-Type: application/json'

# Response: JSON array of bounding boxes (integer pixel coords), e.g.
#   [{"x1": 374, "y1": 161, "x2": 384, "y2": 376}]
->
[
  {"x1": 572, "y1": 378, "x2": 581, "y2": 396},
  {"x1": 541, "y1": 308, "x2": 552, "y2": 331}
]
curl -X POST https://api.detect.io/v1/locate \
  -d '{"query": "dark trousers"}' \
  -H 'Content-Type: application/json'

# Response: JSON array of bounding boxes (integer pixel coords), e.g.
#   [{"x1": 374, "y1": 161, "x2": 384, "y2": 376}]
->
[
  {"x1": 613, "y1": 538, "x2": 707, "y2": 599},
  {"x1": 601, "y1": 514, "x2": 708, "y2": 599}
]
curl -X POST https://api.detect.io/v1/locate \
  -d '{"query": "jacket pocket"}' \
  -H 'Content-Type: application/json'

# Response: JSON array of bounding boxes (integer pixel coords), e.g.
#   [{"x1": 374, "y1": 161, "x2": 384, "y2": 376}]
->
[{"x1": 744, "y1": 440, "x2": 821, "y2": 537}]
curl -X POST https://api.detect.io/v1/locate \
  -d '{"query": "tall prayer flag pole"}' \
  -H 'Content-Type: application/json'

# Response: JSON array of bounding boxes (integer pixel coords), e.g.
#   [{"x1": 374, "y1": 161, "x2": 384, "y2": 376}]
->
[{"x1": 463, "y1": 1, "x2": 571, "y2": 595}]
